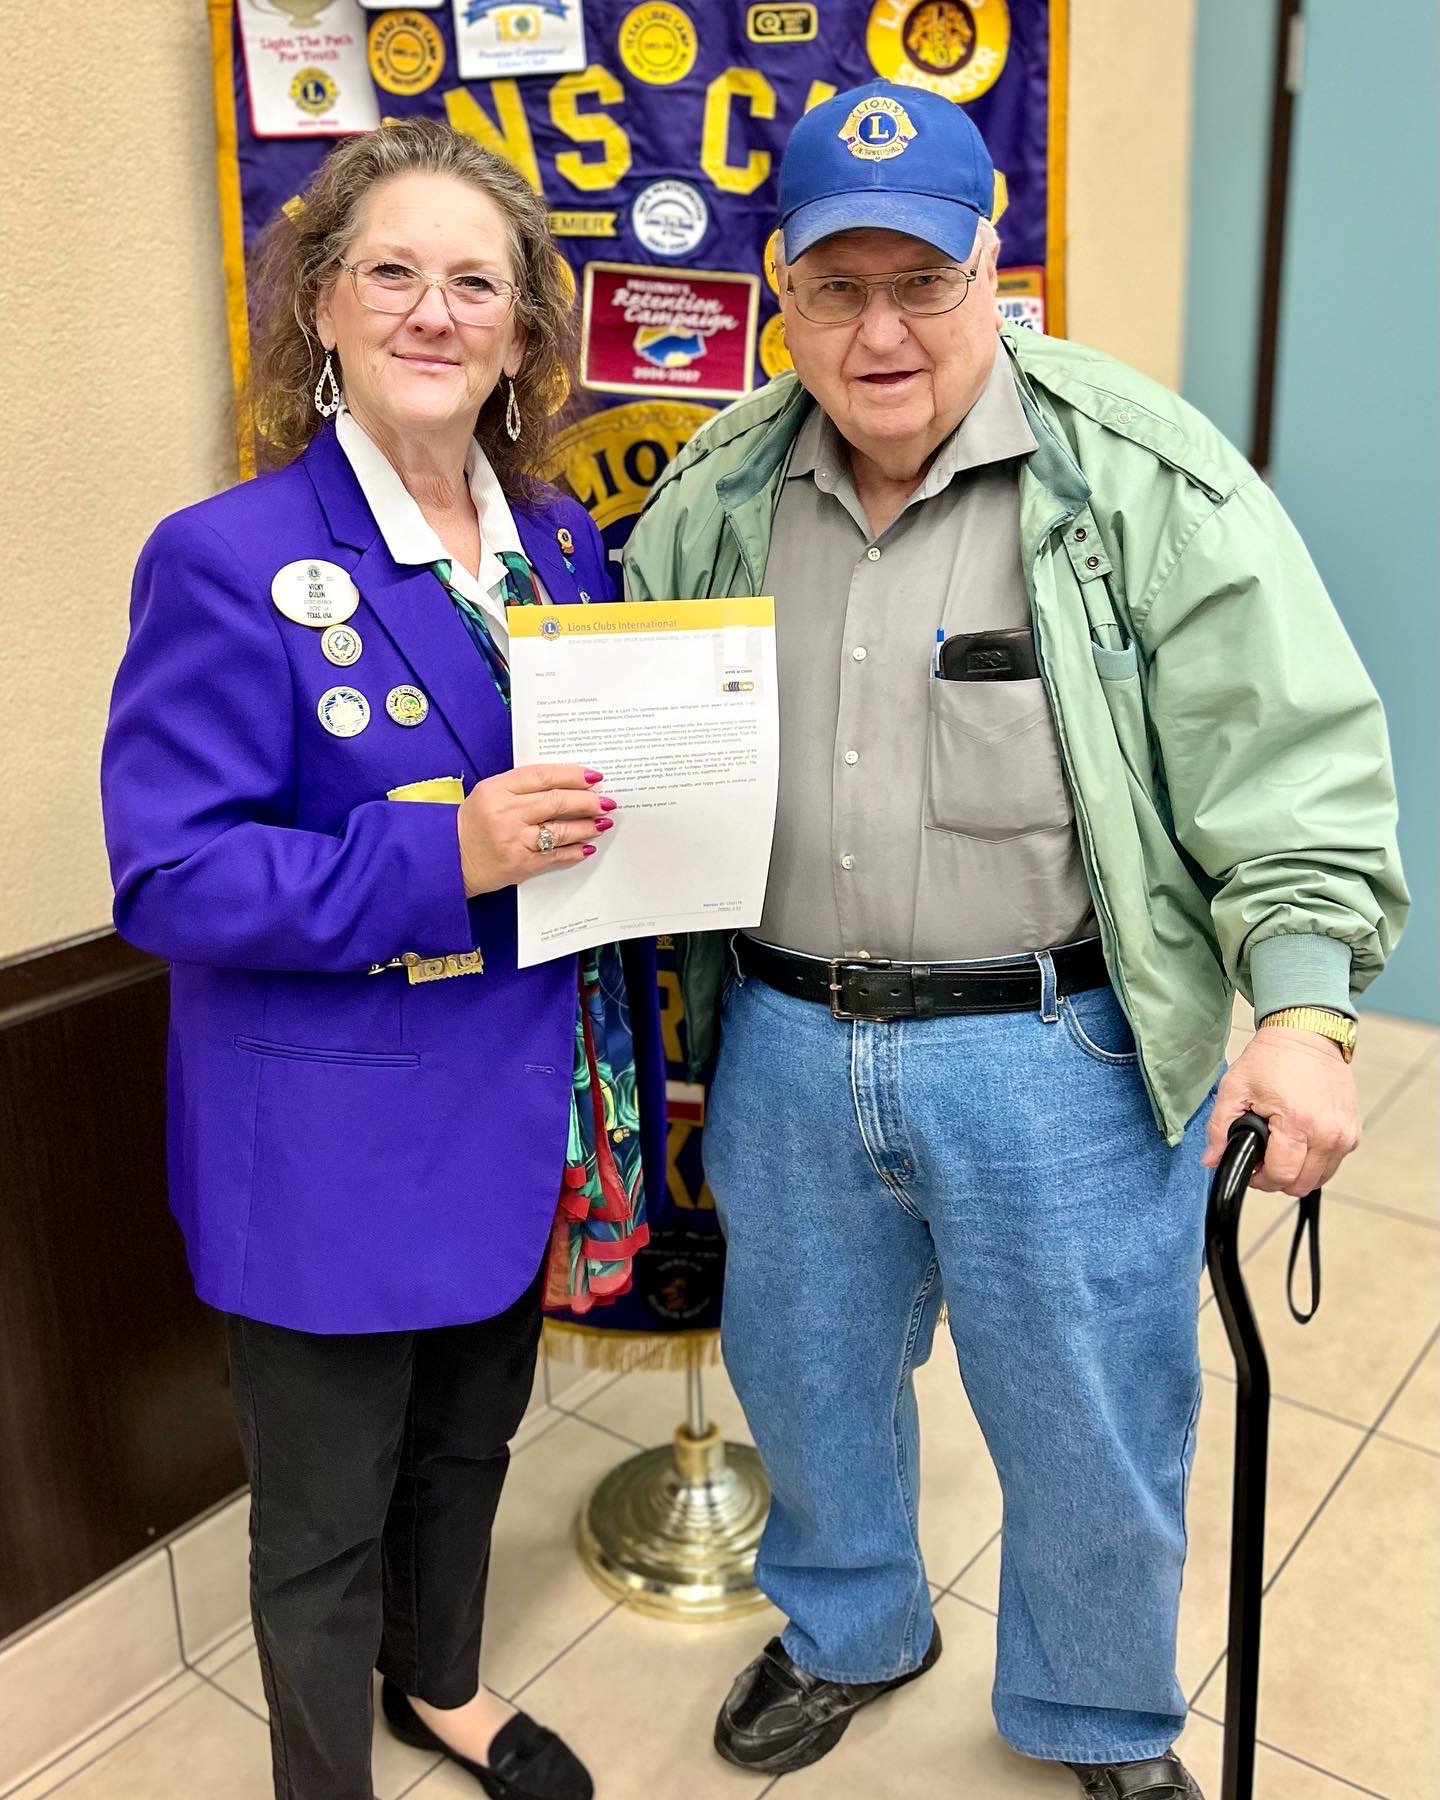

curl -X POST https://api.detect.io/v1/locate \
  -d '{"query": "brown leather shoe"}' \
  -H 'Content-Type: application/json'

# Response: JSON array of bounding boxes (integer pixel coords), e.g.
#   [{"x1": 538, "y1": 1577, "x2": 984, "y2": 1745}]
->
[{"x1": 713, "y1": 1626, "x2": 942, "y2": 1774}]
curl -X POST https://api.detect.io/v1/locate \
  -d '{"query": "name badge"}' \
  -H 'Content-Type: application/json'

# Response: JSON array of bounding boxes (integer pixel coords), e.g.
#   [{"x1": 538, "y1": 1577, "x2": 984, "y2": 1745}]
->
[{"x1": 272, "y1": 559, "x2": 360, "y2": 627}]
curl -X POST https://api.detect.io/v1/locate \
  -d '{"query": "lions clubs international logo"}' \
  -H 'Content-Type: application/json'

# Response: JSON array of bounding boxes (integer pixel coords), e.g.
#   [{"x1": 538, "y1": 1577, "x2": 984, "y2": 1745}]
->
[{"x1": 838, "y1": 94, "x2": 918, "y2": 161}]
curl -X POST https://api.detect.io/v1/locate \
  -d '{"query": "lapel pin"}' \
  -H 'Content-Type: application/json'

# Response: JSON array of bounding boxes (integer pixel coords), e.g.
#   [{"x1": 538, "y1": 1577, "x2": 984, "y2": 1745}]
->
[
  {"x1": 386, "y1": 685, "x2": 429, "y2": 727},
  {"x1": 321, "y1": 624, "x2": 362, "y2": 667},
  {"x1": 317, "y1": 686, "x2": 369, "y2": 737}
]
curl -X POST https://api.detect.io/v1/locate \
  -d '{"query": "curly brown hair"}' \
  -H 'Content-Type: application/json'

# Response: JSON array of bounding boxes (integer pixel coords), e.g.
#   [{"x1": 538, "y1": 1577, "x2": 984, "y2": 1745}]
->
[{"x1": 247, "y1": 118, "x2": 576, "y2": 497}]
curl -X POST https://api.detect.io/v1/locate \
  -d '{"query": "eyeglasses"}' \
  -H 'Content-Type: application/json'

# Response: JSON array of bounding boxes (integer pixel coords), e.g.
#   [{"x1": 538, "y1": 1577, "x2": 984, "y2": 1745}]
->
[
  {"x1": 786, "y1": 264, "x2": 978, "y2": 325},
  {"x1": 339, "y1": 259, "x2": 521, "y2": 326}
]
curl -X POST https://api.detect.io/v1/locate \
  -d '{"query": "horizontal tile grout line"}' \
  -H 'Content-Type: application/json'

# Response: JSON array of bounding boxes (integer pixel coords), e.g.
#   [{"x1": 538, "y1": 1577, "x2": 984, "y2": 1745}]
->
[
  {"x1": 1198, "y1": 1366, "x2": 1372, "y2": 1435},
  {"x1": 1367, "y1": 1321, "x2": 1440, "y2": 1438},
  {"x1": 506, "y1": 1601, "x2": 622, "y2": 1707},
  {"x1": 393, "y1": 1755, "x2": 448, "y2": 1799},
  {"x1": 1319, "y1": 1185, "x2": 1440, "y2": 1232},
  {"x1": 195, "y1": 1663, "x2": 269, "y2": 1727},
  {"x1": 509, "y1": 1406, "x2": 573, "y2": 1458},
  {"x1": 1197, "y1": 1197, "x2": 1300, "y2": 1317},
  {"x1": 192, "y1": 1620, "x2": 255, "y2": 1674},
  {"x1": 551, "y1": 1407, "x2": 654, "y2": 1455},
  {"x1": 1187, "y1": 1706, "x2": 1393, "y2": 1798},
  {"x1": 1359, "y1": 1044, "x2": 1438, "y2": 1131},
  {"x1": 1373, "y1": 1426, "x2": 1440, "y2": 1460},
  {"x1": 0, "y1": 1672, "x2": 201, "y2": 1800},
  {"x1": 1188, "y1": 1320, "x2": 1440, "y2": 1708}
]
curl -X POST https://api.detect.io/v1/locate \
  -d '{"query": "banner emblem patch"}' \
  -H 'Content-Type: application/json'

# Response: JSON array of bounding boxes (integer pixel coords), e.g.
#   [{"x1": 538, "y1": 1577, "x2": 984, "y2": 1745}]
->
[
  {"x1": 866, "y1": 0, "x2": 1011, "y2": 103},
  {"x1": 581, "y1": 263, "x2": 759, "y2": 400},
  {"x1": 368, "y1": 11, "x2": 445, "y2": 95},
  {"x1": 617, "y1": 2, "x2": 698, "y2": 84},
  {"x1": 746, "y1": 4, "x2": 818, "y2": 41}
]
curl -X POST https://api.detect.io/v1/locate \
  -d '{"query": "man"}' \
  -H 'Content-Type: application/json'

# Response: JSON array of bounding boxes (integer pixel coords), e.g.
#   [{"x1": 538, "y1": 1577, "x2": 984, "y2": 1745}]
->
[{"x1": 624, "y1": 80, "x2": 1407, "y2": 1800}]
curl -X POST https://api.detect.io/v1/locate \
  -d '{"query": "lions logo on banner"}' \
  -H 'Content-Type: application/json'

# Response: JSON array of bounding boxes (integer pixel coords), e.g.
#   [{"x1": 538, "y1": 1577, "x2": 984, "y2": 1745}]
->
[{"x1": 209, "y1": 0, "x2": 1067, "y2": 1361}]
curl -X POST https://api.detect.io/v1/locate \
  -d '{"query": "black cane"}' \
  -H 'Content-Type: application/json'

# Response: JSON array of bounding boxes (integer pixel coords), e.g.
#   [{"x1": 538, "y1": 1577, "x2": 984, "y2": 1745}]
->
[{"x1": 1204, "y1": 1111, "x2": 1323, "y2": 1800}]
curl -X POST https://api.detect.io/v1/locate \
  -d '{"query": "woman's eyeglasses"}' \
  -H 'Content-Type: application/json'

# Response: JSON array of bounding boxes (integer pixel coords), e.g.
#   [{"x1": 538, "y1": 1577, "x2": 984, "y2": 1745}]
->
[{"x1": 339, "y1": 259, "x2": 520, "y2": 326}]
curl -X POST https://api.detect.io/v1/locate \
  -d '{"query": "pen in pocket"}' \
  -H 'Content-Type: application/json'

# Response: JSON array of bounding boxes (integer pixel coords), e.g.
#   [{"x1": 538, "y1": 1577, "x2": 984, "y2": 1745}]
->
[{"x1": 932, "y1": 628, "x2": 944, "y2": 677}]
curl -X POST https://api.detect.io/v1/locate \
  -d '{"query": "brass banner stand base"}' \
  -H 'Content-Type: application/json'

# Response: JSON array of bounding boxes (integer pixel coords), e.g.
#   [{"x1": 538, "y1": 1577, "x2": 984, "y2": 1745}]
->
[{"x1": 577, "y1": 1369, "x2": 771, "y2": 1620}]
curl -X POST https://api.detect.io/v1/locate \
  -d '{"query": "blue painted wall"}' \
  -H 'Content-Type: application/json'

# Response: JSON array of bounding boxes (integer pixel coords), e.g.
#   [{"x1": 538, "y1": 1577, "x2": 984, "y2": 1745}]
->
[
  {"x1": 1181, "y1": 0, "x2": 1277, "y2": 449},
  {"x1": 1186, "y1": 1, "x2": 1437, "y2": 1020}
]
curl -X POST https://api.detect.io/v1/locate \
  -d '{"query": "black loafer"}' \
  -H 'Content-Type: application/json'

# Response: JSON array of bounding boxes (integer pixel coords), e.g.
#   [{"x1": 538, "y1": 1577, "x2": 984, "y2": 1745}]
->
[
  {"x1": 714, "y1": 1624, "x2": 943, "y2": 1774},
  {"x1": 1068, "y1": 1754, "x2": 1204, "y2": 1798},
  {"x1": 381, "y1": 1680, "x2": 593, "y2": 1800}
]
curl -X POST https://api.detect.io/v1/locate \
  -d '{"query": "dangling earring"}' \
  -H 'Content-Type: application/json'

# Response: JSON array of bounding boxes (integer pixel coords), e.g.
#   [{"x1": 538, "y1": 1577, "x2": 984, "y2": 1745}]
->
[
  {"x1": 313, "y1": 350, "x2": 341, "y2": 418},
  {"x1": 504, "y1": 376, "x2": 522, "y2": 442}
]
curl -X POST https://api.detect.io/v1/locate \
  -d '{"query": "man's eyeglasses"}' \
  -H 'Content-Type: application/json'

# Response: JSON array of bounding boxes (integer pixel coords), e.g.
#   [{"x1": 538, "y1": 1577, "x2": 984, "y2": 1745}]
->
[
  {"x1": 339, "y1": 259, "x2": 520, "y2": 326},
  {"x1": 786, "y1": 264, "x2": 978, "y2": 325}
]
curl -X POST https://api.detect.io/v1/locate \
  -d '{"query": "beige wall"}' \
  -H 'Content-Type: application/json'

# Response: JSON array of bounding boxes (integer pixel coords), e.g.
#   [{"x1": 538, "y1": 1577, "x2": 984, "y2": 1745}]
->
[
  {"x1": 0, "y1": 0, "x2": 1194, "y2": 963},
  {"x1": 0, "y1": 4, "x2": 234, "y2": 962},
  {"x1": 1067, "y1": 0, "x2": 1196, "y2": 385}
]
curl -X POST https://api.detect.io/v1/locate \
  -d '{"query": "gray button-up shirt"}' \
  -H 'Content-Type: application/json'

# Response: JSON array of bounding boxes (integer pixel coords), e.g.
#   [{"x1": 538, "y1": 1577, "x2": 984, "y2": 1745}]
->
[{"x1": 756, "y1": 349, "x2": 1097, "y2": 961}]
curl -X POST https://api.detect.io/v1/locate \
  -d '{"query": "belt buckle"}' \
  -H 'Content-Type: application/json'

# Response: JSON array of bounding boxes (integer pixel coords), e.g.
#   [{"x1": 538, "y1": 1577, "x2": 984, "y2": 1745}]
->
[{"x1": 827, "y1": 957, "x2": 892, "y2": 1021}]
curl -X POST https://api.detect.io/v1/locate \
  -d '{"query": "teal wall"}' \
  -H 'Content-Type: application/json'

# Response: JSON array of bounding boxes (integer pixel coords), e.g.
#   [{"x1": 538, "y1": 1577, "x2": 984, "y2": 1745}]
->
[
  {"x1": 1181, "y1": 0, "x2": 1277, "y2": 449},
  {"x1": 1185, "y1": 1, "x2": 1437, "y2": 1021}
]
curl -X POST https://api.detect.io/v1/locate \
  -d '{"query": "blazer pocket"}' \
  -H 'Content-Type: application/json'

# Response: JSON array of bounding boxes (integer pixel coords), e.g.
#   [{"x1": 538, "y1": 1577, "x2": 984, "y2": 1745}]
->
[
  {"x1": 234, "y1": 1035, "x2": 420, "y2": 1069},
  {"x1": 923, "y1": 678, "x2": 1075, "y2": 842}
]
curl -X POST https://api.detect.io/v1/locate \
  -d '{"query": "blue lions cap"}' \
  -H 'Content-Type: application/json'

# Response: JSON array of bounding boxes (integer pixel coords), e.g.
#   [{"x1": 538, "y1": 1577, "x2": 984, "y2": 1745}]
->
[{"x1": 778, "y1": 79, "x2": 994, "y2": 264}]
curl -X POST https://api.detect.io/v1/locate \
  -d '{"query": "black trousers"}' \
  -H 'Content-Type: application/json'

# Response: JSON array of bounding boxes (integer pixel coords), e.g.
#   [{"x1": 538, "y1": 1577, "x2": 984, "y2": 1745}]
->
[{"x1": 226, "y1": 1275, "x2": 543, "y2": 1800}]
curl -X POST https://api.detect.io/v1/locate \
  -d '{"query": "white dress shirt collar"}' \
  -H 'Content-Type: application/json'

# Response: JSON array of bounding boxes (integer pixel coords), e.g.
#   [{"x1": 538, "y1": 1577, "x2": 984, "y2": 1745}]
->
[{"x1": 334, "y1": 406, "x2": 532, "y2": 643}]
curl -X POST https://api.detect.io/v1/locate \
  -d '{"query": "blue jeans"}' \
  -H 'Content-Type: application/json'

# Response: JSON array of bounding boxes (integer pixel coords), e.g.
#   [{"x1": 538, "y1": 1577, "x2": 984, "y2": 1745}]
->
[{"x1": 703, "y1": 953, "x2": 1211, "y2": 1765}]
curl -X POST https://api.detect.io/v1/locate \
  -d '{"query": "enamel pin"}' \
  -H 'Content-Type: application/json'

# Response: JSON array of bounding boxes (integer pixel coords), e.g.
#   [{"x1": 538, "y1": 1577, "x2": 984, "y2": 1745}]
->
[
  {"x1": 321, "y1": 624, "x2": 363, "y2": 667},
  {"x1": 385, "y1": 685, "x2": 429, "y2": 727},
  {"x1": 317, "y1": 686, "x2": 370, "y2": 737}
]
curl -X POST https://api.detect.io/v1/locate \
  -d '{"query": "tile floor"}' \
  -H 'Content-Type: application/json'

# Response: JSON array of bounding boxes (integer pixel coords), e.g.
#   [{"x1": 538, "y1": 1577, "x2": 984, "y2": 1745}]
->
[{"x1": 2, "y1": 1009, "x2": 1435, "y2": 1800}]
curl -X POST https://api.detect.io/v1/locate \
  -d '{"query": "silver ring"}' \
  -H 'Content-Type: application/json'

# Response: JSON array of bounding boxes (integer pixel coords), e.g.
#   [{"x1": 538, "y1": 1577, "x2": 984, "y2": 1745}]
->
[{"x1": 536, "y1": 824, "x2": 557, "y2": 854}]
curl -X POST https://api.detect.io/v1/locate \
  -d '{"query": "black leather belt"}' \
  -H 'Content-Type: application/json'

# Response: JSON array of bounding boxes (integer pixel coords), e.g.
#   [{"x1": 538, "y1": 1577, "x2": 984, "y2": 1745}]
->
[{"x1": 734, "y1": 935, "x2": 1110, "y2": 1021}]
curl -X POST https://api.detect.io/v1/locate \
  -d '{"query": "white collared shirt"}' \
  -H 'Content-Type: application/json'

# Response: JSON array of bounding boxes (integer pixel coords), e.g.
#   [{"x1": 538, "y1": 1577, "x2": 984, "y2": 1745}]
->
[{"x1": 335, "y1": 406, "x2": 540, "y2": 652}]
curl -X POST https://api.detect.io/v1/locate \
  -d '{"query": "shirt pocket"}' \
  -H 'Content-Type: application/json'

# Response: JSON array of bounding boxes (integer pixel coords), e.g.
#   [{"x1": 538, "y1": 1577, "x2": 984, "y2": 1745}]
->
[{"x1": 923, "y1": 678, "x2": 1075, "y2": 842}]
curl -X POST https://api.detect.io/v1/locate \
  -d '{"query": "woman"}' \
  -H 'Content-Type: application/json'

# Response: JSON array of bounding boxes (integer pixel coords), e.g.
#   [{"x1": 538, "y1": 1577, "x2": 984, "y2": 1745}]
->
[{"x1": 101, "y1": 120, "x2": 664, "y2": 1800}]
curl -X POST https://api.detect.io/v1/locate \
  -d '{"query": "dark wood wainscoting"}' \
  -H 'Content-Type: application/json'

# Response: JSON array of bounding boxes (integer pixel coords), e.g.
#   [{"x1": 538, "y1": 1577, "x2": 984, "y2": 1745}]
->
[{"x1": 0, "y1": 932, "x2": 244, "y2": 1639}]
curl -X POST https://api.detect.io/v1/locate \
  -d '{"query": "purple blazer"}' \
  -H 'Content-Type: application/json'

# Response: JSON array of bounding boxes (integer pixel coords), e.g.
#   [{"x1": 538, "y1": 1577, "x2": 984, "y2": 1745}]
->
[{"x1": 102, "y1": 424, "x2": 665, "y2": 1334}]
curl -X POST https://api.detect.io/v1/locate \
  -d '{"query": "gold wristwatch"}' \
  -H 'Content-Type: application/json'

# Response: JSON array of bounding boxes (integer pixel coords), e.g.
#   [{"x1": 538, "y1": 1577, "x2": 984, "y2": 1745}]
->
[{"x1": 1258, "y1": 1006, "x2": 1357, "y2": 1063}]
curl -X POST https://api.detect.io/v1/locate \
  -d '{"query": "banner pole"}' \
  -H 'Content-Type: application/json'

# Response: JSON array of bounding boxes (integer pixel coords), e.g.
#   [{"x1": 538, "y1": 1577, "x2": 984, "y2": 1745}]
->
[
  {"x1": 685, "y1": 1366, "x2": 707, "y2": 1438},
  {"x1": 577, "y1": 1369, "x2": 770, "y2": 1621}
]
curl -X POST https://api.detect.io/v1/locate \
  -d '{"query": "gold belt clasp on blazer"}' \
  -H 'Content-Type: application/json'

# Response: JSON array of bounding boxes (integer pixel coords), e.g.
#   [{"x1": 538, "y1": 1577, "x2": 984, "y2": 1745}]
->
[{"x1": 367, "y1": 777, "x2": 486, "y2": 984}]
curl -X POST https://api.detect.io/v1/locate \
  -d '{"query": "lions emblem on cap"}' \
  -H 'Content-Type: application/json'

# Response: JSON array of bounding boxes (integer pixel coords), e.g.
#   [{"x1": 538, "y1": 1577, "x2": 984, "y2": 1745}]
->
[{"x1": 837, "y1": 94, "x2": 918, "y2": 162}]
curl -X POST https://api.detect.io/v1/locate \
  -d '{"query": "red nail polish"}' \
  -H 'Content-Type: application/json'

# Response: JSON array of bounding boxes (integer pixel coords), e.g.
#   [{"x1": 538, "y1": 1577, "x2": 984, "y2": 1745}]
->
[
  {"x1": 584, "y1": 769, "x2": 604, "y2": 785},
  {"x1": 582, "y1": 843, "x2": 598, "y2": 857},
  {"x1": 595, "y1": 817, "x2": 614, "y2": 832},
  {"x1": 598, "y1": 796, "x2": 618, "y2": 812}
]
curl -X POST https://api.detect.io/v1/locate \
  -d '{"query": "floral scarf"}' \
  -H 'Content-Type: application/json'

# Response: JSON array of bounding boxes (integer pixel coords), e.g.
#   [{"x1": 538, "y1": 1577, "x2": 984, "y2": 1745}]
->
[{"x1": 432, "y1": 550, "x2": 649, "y2": 1312}]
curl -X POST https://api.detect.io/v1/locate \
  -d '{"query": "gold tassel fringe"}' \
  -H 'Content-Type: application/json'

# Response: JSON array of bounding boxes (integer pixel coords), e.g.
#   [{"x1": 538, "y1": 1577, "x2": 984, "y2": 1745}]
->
[{"x1": 542, "y1": 1320, "x2": 722, "y2": 1373}]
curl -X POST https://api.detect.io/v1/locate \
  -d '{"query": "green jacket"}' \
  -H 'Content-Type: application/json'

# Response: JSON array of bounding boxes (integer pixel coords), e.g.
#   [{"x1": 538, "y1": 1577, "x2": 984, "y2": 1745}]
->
[{"x1": 623, "y1": 327, "x2": 1408, "y2": 1143}]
